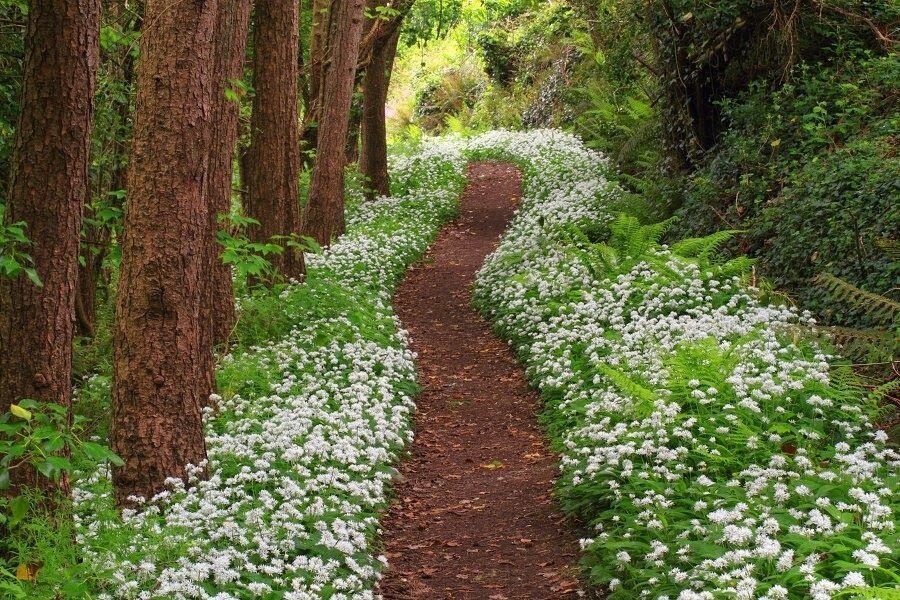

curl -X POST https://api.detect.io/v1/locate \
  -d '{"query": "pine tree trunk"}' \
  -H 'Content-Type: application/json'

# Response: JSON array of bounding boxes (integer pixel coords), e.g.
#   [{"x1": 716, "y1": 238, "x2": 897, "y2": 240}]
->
[
  {"x1": 204, "y1": 0, "x2": 250, "y2": 356},
  {"x1": 300, "y1": 0, "x2": 332, "y2": 169},
  {"x1": 360, "y1": 25, "x2": 400, "y2": 199},
  {"x1": 305, "y1": 0, "x2": 366, "y2": 246},
  {"x1": 0, "y1": 0, "x2": 100, "y2": 495},
  {"x1": 75, "y1": 0, "x2": 137, "y2": 339},
  {"x1": 110, "y1": 0, "x2": 218, "y2": 506},
  {"x1": 244, "y1": 0, "x2": 304, "y2": 280}
]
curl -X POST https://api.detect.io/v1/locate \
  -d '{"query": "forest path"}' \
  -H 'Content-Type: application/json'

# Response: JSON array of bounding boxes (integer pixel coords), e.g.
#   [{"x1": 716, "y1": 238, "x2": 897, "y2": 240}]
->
[{"x1": 378, "y1": 162, "x2": 582, "y2": 599}]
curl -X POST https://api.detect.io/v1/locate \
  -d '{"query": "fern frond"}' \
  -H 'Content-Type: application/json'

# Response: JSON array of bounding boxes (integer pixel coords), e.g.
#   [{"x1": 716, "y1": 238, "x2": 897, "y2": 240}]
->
[
  {"x1": 596, "y1": 364, "x2": 657, "y2": 418},
  {"x1": 814, "y1": 273, "x2": 900, "y2": 324},
  {"x1": 714, "y1": 256, "x2": 756, "y2": 278},
  {"x1": 609, "y1": 213, "x2": 677, "y2": 259},
  {"x1": 641, "y1": 216, "x2": 678, "y2": 248},
  {"x1": 829, "y1": 364, "x2": 865, "y2": 390},
  {"x1": 875, "y1": 238, "x2": 900, "y2": 262},
  {"x1": 871, "y1": 378, "x2": 900, "y2": 403},
  {"x1": 609, "y1": 213, "x2": 643, "y2": 254},
  {"x1": 671, "y1": 230, "x2": 742, "y2": 261},
  {"x1": 822, "y1": 326, "x2": 898, "y2": 345},
  {"x1": 593, "y1": 243, "x2": 620, "y2": 272}
]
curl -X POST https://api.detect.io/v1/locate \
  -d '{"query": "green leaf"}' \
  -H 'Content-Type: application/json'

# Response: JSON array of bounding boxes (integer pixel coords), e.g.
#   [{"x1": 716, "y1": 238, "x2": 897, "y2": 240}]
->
[
  {"x1": 35, "y1": 460, "x2": 58, "y2": 480},
  {"x1": 81, "y1": 441, "x2": 125, "y2": 466},
  {"x1": 9, "y1": 404, "x2": 32, "y2": 421},
  {"x1": 8, "y1": 496, "x2": 29, "y2": 526},
  {"x1": 46, "y1": 455, "x2": 73, "y2": 472}
]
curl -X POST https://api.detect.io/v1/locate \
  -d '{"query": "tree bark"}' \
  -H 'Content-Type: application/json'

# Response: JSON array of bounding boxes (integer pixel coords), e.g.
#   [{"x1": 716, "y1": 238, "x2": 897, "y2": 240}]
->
[
  {"x1": 360, "y1": 24, "x2": 400, "y2": 199},
  {"x1": 299, "y1": 0, "x2": 331, "y2": 169},
  {"x1": 0, "y1": 0, "x2": 100, "y2": 495},
  {"x1": 244, "y1": 0, "x2": 304, "y2": 280},
  {"x1": 75, "y1": 0, "x2": 138, "y2": 339},
  {"x1": 305, "y1": 0, "x2": 366, "y2": 246},
  {"x1": 203, "y1": 0, "x2": 250, "y2": 357},
  {"x1": 110, "y1": 0, "x2": 218, "y2": 506}
]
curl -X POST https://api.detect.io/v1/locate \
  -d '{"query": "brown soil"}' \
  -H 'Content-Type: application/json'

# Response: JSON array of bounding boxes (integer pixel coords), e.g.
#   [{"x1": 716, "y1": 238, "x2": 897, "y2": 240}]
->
[{"x1": 379, "y1": 162, "x2": 583, "y2": 599}]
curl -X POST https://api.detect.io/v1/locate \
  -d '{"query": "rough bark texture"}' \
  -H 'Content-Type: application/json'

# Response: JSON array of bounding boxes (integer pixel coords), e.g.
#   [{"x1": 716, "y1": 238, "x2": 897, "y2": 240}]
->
[
  {"x1": 244, "y1": 0, "x2": 304, "y2": 280},
  {"x1": 304, "y1": 0, "x2": 366, "y2": 246},
  {"x1": 360, "y1": 25, "x2": 400, "y2": 199},
  {"x1": 0, "y1": 0, "x2": 100, "y2": 495},
  {"x1": 110, "y1": 0, "x2": 218, "y2": 506},
  {"x1": 204, "y1": 0, "x2": 250, "y2": 354}
]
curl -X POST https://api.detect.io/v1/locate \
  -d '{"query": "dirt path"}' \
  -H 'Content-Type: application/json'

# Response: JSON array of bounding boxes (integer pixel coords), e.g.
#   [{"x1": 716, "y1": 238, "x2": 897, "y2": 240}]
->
[{"x1": 379, "y1": 162, "x2": 583, "y2": 599}]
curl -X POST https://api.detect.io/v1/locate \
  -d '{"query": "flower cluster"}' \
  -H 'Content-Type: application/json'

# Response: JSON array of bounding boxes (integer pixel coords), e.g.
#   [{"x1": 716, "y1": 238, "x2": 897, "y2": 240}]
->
[
  {"x1": 469, "y1": 130, "x2": 899, "y2": 598},
  {"x1": 71, "y1": 141, "x2": 467, "y2": 599}
]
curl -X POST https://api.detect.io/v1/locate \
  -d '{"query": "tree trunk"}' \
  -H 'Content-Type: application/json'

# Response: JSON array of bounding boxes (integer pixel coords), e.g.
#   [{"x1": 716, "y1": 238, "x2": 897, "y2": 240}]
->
[
  {"x1": 110, "y1": 0, "x2": 218, "y2": 506},
  {"x1": 203, "y1": 0, "x2": 250, "y2": 358},
  {"x1": 360, "y1": 25, "x2": 400, "y2": 199},
  {"x1": 244, "y1": 0, "x2": 304, "y2": 280},
  {"x1": 346, "y1": 90, "x2": 362, "y2": 165},
  {"x1": 305, "y1": 0, "x2": 366, "y2": 246},
  {"x1": 300, "y1": 0, "x2": 332, "y2": 170},
  {"x1": 75, "y1": 0, "x2": 138, "y2": 339},
  {"x1": 0, "y1": 0, "x2": 100, "y2": 495}
]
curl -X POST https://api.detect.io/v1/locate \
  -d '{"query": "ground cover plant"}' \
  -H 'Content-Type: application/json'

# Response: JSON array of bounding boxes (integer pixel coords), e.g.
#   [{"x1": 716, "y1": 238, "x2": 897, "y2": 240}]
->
[
  {"x1": 469, "y1": 130, "x2": 900, "y2": 599},
  {"x1": 2, "y1": 141, "x2": 465, "y2": 599}
]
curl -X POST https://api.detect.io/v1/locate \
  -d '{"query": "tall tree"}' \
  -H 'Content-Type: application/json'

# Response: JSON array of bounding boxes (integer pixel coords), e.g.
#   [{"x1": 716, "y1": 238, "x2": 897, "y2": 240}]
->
[
  {"x1": 244, "y1": 0, "x2": 304, "y2": 279},
  {"x1": 203, "y1": 0, "x2": 251, "y2": 355},
  {"x1": 76, "y1": 1, "x2": 139, "y2": 337},
  {"x1": 300, "y1": 0, "x2": 332, "y2": 169},
  {"x1": 359, "y1": 0, "x2": 410, "y2": 199},
  {"x1": 110, "y1": 0, "x2": 218, "y2": 506},
  {"x1": 0, "y1": 0, "x2": 101, "y2": 493},
  {"x1": 305, "y1": 0, "x2": 366, "y2": 246}
]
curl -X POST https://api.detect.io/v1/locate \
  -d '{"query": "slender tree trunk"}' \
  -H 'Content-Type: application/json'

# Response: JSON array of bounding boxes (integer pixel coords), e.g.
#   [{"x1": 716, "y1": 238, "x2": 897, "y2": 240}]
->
[
  {"x1": 76, "y1": 0, "x2": 137, "y2": 338},
  {"x1": 0, "y1": 0, "x2": 100, "y2": 495},
  {"x1": 305, "y1": 0, "x2": 366, "y2": 246},
  {"x1": 110, "y1": 0, "x2": 218, "y2": 506},
  {"x1": 346, "y1": 91, "x2": 362, "y2": 165},
  {"x1": 360, "y1": 25, "x2": 400, "y2": 199},
  {"x1": 245, "y1": 0, "x2": 304, "y2": 280},
  {"x1": 300, "y1": 0, "x2": 332, "y2": 169},
  {"x1": 204, "y1": 0, "x2": 250, "y2": 357}
]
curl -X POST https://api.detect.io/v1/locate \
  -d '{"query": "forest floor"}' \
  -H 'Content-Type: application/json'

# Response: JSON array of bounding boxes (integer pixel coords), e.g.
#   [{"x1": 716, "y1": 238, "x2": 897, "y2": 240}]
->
[{"x1": 378, "y1": 162, "x2": 584, "y2": 599}]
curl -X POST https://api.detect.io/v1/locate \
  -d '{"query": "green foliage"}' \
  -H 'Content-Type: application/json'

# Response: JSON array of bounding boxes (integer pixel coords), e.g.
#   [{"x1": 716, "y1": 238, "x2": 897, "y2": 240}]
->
[
  {"x1": 0, "y1": 399, "x2": 123, "y2": 587},
  {"x1": 664, "y1": 52, "x2": 900, "y2": 331},
  {"x1": 814, "y1": 273, "x2": 899, "y2": 327},
  {"x1": 0, "y1": 217, "x2": 39, "y2": 285},
  {"x1": 391, "y1": 0, "x2": 576, "y2": 138},
  {"x1": 0, "y1": 399, "x2": 123, "y2": 494},
  {"x1": 0, "y1": 0, "x2": 25, "y2": 188}
]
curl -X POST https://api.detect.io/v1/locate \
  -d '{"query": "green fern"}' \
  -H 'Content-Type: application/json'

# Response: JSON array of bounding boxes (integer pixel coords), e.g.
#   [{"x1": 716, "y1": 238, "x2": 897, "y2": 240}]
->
[
  {"x1": 814, "y1": 273, "x2": 900, "y2": 325},
  {"x1": 671, "y1": 230, "x2": 743, "y2": 262},
  {"x1": 714, "y1": 256, "x2": 756, "y2": 278},
  {"x1": 875, "y1": 238, "x2": 900, "y2": 262},
  {"x1": 609, "y1": 213, "x2": 677, "y2": 259},
  {"x1": 871, "y1": 378, "x2": 900, "y2": 403},
  {"x1": 596, "y1": 364, "x2": 657, "y2": 418}
]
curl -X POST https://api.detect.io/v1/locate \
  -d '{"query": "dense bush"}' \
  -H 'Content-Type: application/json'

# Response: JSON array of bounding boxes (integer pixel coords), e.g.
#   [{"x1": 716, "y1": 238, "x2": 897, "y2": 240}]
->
[{"x1": 670, "y1": 54, "x2": 900, "y2": 327}]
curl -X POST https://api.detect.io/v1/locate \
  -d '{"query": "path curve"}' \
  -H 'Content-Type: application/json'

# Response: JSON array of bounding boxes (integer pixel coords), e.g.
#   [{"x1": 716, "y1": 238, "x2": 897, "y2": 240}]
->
[{"x1": 379, "y1": 162, "x2": 582, "y2": 599}]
